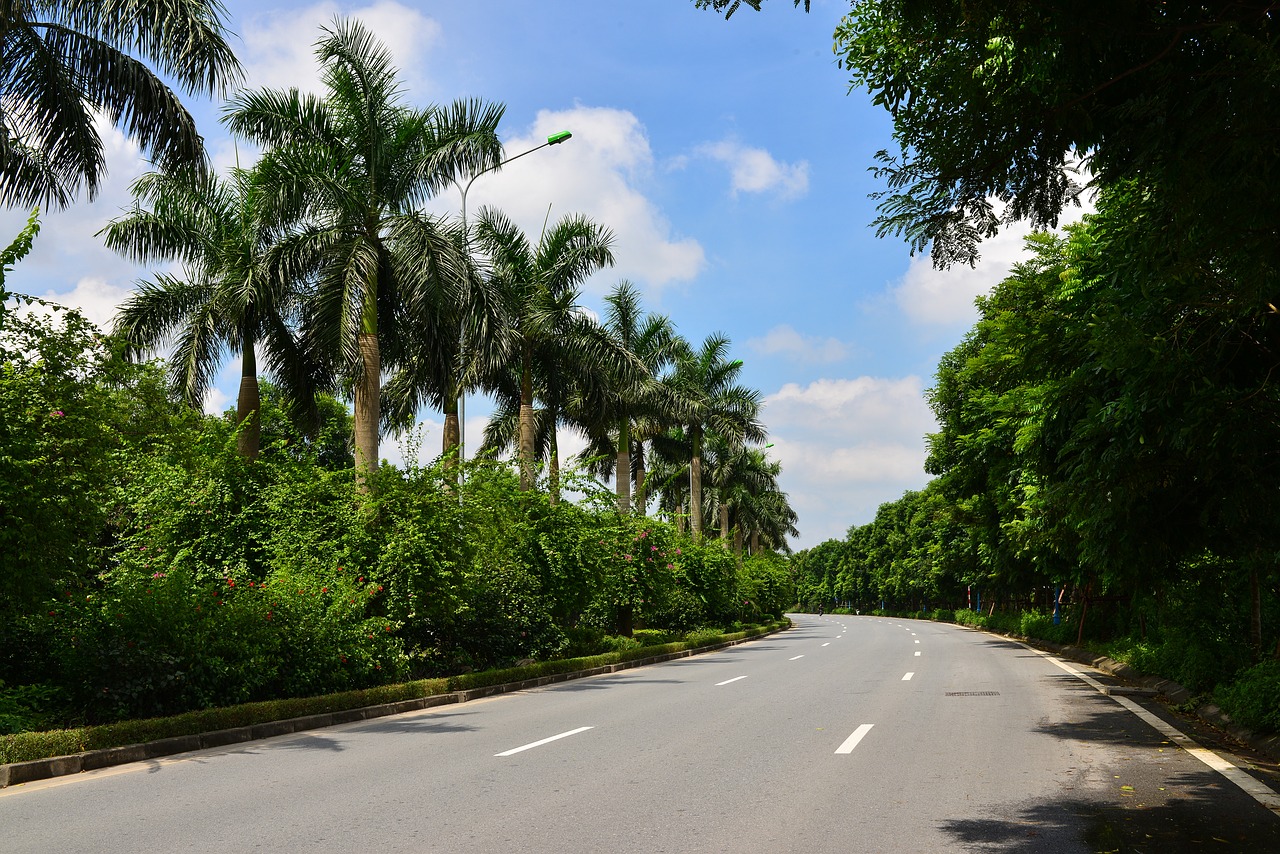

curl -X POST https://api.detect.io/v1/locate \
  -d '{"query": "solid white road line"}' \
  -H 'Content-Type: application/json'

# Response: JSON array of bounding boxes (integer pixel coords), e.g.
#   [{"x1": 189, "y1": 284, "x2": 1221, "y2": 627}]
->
[
  {"x1": 902, "y1": 672, "x2": 914, "y2": 681},
  {"x1": 1028, "y1": 646, "x2": 1280, "y2": 814},
  {"x1": 790, "y1": 655, "x2": 805, "y2": 661},
  {"x1": 495, "y1": 726, "x2": 593, "y2": 757},
  {"x1": 835, "y1": 724, "x2": 875, "y2": 754},
  {"x1": 716, "y1": 675, "x2": 749, "y2": 686}
]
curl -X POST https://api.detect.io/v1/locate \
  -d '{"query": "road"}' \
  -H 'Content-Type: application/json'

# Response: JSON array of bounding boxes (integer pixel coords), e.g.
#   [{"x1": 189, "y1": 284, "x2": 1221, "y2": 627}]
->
[{"x1": 4, "y1": 615, "x2": 1279, "y2": 852}]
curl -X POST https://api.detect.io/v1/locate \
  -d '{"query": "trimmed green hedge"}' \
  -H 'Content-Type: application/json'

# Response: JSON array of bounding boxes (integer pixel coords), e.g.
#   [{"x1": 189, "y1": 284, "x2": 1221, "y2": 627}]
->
[{"x1": 1, "y1": 620, "x2": 788, "y2": 765}]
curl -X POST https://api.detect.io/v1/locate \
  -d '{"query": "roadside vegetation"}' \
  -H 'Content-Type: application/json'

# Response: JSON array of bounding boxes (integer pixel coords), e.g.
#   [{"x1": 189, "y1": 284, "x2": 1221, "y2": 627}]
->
[
  {"x1": 718, "y1": 0, "x2": 1280, "y2": 737},
  {"x1": 0, "y1": 17, "x2": 796, "y2": 743}
]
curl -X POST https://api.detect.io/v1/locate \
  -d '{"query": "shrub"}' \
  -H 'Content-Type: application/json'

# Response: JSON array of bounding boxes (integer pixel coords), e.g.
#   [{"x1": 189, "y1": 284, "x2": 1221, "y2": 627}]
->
[{"x1": 1215, "y1": 660, "x2": 1280, "y2": 733}]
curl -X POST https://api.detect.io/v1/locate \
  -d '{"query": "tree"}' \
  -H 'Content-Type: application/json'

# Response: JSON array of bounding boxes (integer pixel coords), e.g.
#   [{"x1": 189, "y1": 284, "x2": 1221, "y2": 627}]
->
[
  {"x1": 578, "y1": 281, "x2": 679, "y2": 514},
  {"x1": 668, "y1": 334, "x2": 765, "y2": 539},
  {"x1": 0, "y1": 0, "x2": 242, "y2": 208},
  {"x1": 380, "y1": 222, "x2": 506, "y2": 477},
  {"x1": 693, "y1": 0, "x2": 809, "y2": 18},
  {"x1": 834, "y1": 2, "x2": 1280, "y2": 274},
  {"x1": 472, "y1": 207, "x2": 624, "y2": 493},
  {"x1": 101, "y1": 165, "x2": 315, "y2": 460},
  {"x1": 225, "y1": 19, "x2": 504, "y2": 490}
]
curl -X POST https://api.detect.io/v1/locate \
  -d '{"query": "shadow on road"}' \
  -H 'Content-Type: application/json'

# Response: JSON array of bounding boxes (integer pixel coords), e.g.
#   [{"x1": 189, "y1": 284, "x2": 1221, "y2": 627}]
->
[
  {"x1": 345, "y1": 711, "x2": 479, "y2": 737},
  {"x1": 936, "y1": 781, "x2": 1280, "y2": 853},
  {"x1": 547, "y1": 677, "x2": 686, "y2": 692}
]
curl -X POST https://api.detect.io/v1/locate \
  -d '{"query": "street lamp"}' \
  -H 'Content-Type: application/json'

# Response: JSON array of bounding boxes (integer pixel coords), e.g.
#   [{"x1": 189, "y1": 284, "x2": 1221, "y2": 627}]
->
[{"x1": 456, "y1": 130, "x2": 572, "y2": 472}]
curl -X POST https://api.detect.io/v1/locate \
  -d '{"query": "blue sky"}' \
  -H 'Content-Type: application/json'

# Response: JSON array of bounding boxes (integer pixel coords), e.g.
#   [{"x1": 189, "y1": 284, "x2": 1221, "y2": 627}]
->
[{"x1": 4, "y1": 1, "x2": 1068, "y2": 548}]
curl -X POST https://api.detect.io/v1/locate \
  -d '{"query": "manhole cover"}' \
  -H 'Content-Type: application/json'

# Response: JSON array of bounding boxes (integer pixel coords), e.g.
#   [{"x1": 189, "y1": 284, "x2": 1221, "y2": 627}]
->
[{"x1": 945, "y1": 691, "x2": 1001, "y2": 696}]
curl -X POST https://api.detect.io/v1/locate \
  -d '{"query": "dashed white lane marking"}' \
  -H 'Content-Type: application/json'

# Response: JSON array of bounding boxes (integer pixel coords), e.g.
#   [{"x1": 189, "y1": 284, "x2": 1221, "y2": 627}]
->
[
  {"x1": 1027, "y1": 646, "x2": 1280, "y2": 814},
  {"x1": 496, "y1": 726, "x2": 593, "y2": 757},
  {"x1": 822, "y1": 642, "x2": 830, "y2": 647},
  {"x1": 835, "y1": 724, "x2": 875, "y2": 754},
  {"x1": 789, "y1": 655, "x2": 805, "y2": 661},
  {"x1": 914, "y1": 640, "x2": 920, "y2": 644},
  {"x1": 902, "y1": 672, "x2": 914, "y2": 681},
  {"x1": 914, "y1": 651, "x2": 921, "y2": 656},
  {"x1": 716, "y1": 675, "x2": 749, "y2": 686}
]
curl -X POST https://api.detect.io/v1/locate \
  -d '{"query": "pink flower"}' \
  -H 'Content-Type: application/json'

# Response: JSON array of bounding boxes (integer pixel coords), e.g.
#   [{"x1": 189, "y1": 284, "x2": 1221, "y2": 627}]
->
[
  {"x1": 651, "y1": 546, "x2": 658, "y2": 551},
  {"x1": 50, "y1": 410, "x2": 64, "y2": 417},
  {"x1": 624, "y1": 554, "x2": 633, "y2": 560}
]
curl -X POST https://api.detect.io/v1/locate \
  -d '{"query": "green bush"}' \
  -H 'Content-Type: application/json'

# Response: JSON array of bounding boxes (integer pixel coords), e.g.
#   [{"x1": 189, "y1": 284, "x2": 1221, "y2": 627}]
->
[
  {"x1": 1215, "y1": 660, "x2": 1280, "y2": 733},
  {"x1": 0, "y1": 682, "x2": 63, "y2": 734}
]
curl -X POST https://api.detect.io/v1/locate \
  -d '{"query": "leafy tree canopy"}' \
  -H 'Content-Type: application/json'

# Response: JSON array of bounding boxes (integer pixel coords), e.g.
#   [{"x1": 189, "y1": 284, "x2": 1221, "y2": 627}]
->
[{"x1": 833, "y1": 1, "x2": 1280, "y2": 269}]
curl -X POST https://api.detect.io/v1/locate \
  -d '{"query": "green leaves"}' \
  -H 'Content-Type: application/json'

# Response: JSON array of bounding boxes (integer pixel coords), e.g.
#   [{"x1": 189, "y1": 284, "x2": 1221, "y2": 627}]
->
[{"x1": 0, "y1": 0, "x2": 241, "y2": 207}]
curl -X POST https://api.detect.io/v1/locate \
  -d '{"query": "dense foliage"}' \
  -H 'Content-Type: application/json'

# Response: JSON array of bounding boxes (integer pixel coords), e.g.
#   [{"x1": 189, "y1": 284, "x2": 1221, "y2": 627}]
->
[
  {"x1": 701, "y1": 0, "x2": 1280, "y2": 734},
  {"x1": 0, "y1": 301, "x2": 793, "y2": 732},
  {"x1": 790, "y1": 191, "x2": 1280, "y2": 728}
]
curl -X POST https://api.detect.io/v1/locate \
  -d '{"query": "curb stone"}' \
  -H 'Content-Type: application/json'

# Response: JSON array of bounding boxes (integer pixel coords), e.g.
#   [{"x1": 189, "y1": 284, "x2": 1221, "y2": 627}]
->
[{"x1": 0, "y1": 623, "x2": 789, "y2": 789}]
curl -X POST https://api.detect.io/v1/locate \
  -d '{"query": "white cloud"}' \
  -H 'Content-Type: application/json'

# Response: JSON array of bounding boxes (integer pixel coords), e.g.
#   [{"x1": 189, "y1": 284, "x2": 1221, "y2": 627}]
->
[
  {"x1": 748, "y1": 324, "x2": 846, "y2": 364},
  {"x1": 203, "y1": 386, "x2": 232, "y2": 418},
  {"x1": 434, "y1": 105, "x2": 706, "y2": 292},
  {"x1": 763, "y1": 376, "x2": 938, "y2": 547},
  {"x1": 0, "y1": 113, "x2": 152, "y2": 329},
  {"x1": 698, "y1": 139, "x2": 809, "y2": 199},
  {"x1": 237, "y1": 1, "x2": 442, "y2": 95},
  {"x1": 36, "y1": 277, "x2": 133, "y2": 332},
  {"x1": 890, "y1": 190, "x2": 1096, "y2": 328},
  {"x1": 890, "y1": 220, "x2": 1038, "y2": 327}
]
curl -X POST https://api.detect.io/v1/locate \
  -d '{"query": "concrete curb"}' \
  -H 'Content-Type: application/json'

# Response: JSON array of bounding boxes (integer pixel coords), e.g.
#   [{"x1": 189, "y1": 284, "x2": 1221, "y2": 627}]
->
[
  {"x1": 0, "y1": 623, "x2": 789, "y2": 789},
  {"x1": 963, "y1": 624, "x2": 1280, "y2": 764}
]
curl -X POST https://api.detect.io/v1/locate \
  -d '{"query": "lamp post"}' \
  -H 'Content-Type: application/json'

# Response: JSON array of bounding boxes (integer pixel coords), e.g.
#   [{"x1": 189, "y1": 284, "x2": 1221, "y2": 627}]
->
[{"x1": 455, "y1": 130, "x2": 572, "y2": 474}]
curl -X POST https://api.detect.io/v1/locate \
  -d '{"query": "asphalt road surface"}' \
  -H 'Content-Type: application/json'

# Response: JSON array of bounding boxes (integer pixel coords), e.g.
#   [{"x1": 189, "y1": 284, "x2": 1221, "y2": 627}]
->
[{"x1": 4, "y1": 615, "x2": 1280, "y2": 853}]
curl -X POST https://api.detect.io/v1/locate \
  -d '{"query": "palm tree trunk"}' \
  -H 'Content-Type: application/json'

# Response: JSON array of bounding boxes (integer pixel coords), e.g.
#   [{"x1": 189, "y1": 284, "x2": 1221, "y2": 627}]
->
[
  {"x1": 519, "y1": 356, "x2": 535, "y2": 491},
  {"x1": 634, "y1": 443, "x2": 647, "y2": 516},
  {"x1": 750, "y1": 529, "x2": 759, "y2": 555},
  {"x1": 442, "y1": 390, "x2": 460, "y2": 481},
  {"x1": 616, "y1": 421, "x2": 631, "y2": 514},
  {"x1": 719, "y1": 502, "x2": 730, "y2": 548},
  {"x1": 235, "y1": 336, "x2": 261, "y2": 461},
  {"x1": 549, "y1": 428, "x2": 560, "y2": 505},
  {"x1": 354, "y1": 331, "x2": 380, "y2": 493},
  {"x1": 734, "y1": 526, "x2": 744, "y2": 567},
  {"x1": 690, "y1": 428, "x2": 703, "y2": 539}
]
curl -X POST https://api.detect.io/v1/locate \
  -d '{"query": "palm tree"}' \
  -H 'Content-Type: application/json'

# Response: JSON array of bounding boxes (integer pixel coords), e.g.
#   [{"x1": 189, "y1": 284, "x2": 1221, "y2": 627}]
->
[
  {"x1": 380, "y1": 221, "x2": 507, "y2": 477},
  {"x1": 578, "y1": 281, "x2": 679, "y2": 513},
  {"x1": 739, "y1": 486, "x2": 799, "y2": 555},
  {"x1": 101, "y1": 165, "x2": 314, "y2": 459},
  {"x1": 668, "y1": 334, "x2": 765, "y2": 538},
  {"x1": 473, "y1": 207, "x2": 631, "y2": 493},
  {"x1": 0, "y1": 0, "x2": 241, "y2": 208},
  {"x1": 706, "y1": 440, "x2": 795, "y2": 558},
  {"x1": 225, "y1": 18, "x2": 504, "y2": 490}
]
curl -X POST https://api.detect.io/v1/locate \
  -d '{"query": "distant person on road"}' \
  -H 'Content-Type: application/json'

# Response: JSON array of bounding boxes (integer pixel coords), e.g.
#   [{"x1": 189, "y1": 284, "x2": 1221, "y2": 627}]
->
[{"x1": 817, "y1": 605, "x2": 824, "y2": 616}]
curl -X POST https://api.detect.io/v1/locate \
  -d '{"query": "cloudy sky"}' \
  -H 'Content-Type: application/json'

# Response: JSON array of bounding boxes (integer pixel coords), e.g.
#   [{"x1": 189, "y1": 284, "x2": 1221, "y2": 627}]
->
[{"x1": 2, "y1": 0, "x2": 1077, "y2": 549}]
